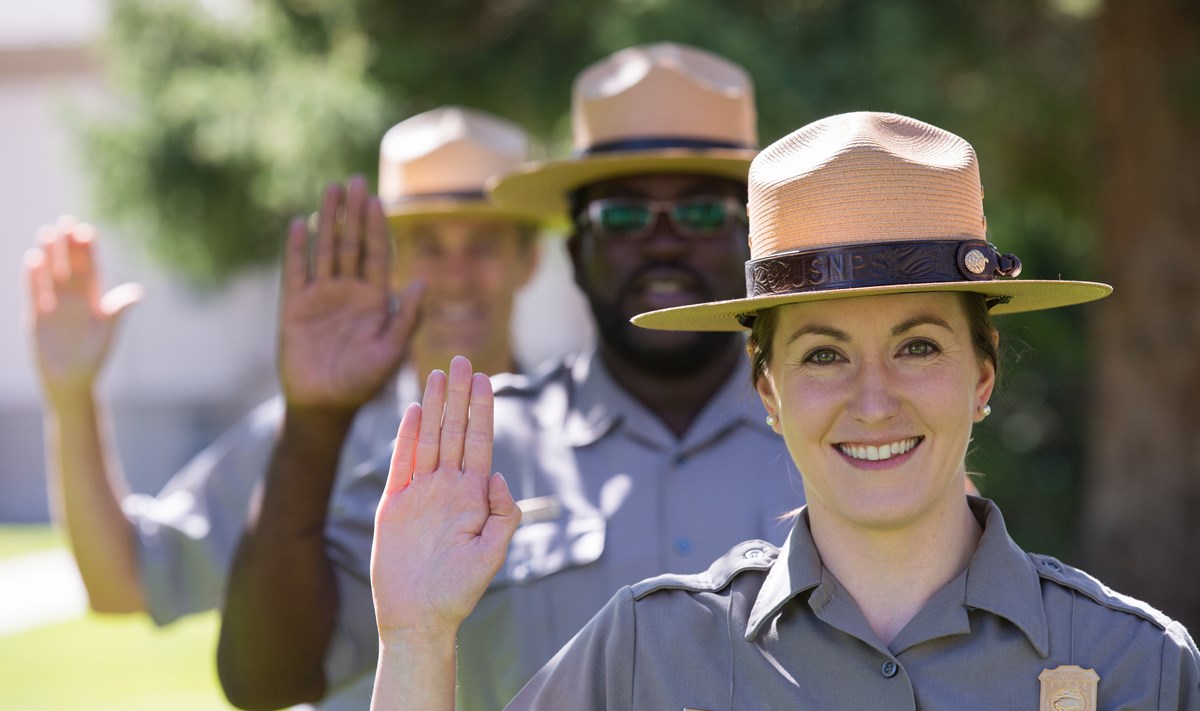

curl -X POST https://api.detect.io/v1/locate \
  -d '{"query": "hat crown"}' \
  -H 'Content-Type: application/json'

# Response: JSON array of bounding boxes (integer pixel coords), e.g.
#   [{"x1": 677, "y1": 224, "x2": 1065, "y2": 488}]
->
[
  {"x1": 379, "y1": 106, "x2": 530, "y2": 206},
  {"x1": 571, "y1": 42, "x2": 757, "y2": 152},
  {"x1": 749, "y1": 112, "x2": 986, "y2": 260}
]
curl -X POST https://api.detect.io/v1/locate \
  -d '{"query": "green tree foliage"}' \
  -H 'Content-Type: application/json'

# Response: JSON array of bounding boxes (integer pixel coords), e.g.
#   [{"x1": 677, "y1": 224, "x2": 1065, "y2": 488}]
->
[{"x1": 83, "y1": 0, "x2": 1102, "y2": 556}]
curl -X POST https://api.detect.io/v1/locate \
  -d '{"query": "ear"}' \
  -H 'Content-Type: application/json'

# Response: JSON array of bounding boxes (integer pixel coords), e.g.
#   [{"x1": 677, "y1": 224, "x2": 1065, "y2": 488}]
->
[
  {"x1": 748, "y1": 342, "x2": 781, "y2": 431},
  {"x1": 516, "y1": 240, "x2": 541, "y2": 288},
  {"x1": 974, "y1": 341, "x2": 997, "y2": 421},
  {"x1": 566, "y1": 231, "x2": 586, "y2": 290}
]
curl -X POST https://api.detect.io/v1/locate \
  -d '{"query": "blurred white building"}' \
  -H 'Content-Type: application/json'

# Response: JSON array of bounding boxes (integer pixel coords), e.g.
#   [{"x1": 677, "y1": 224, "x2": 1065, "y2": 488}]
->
[{"x1": 0, "y1": 0, "x2": 591, "y2": 522}]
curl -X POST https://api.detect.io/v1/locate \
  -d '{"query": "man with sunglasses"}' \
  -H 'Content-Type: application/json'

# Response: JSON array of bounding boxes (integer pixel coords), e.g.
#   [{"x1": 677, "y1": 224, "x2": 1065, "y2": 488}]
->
[{"x1": 217, "y1": 43, "x2": 804, "y2": 711}]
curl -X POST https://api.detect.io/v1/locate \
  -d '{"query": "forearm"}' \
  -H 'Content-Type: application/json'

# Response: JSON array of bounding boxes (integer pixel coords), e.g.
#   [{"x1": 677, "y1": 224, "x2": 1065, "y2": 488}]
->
[
  {"x1": 372, "y1": 631, "x2": 458, "y2": 711},
  {"x1": 44, "y1": 389, "x2": 145, "y2": 613},
  {"x1": 217, "y1": 405, "x2": 355, "y2": 709}
]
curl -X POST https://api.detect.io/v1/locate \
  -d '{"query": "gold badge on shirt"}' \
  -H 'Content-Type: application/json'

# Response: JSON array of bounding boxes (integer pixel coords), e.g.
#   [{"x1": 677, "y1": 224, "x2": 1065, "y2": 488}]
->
[{"x1": 1038, "y1": 665, "x2": 1099, "y2": 711}]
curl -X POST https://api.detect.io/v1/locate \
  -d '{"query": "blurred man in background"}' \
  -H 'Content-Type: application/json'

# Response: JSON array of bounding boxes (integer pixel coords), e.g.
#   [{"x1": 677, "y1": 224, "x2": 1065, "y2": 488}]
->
[{"x1": 25, "y1": 106, "x2": 546, "y2": 708}]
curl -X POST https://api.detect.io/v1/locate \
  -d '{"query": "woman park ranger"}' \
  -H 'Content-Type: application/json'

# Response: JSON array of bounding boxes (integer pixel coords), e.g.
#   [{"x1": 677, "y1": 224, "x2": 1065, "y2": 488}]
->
[{"x1": 366, "y1": 112, "x2": 1200, "y2": 709}]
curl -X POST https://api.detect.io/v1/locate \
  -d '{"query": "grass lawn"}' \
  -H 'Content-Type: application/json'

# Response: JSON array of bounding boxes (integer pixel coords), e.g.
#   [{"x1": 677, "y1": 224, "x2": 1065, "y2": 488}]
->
[
  {"x1": 0, "y1": 524, "x2": 64, "y2": 559},
  {"x1": 0, "y1": 526, "x2": 236, "y2": 710}
]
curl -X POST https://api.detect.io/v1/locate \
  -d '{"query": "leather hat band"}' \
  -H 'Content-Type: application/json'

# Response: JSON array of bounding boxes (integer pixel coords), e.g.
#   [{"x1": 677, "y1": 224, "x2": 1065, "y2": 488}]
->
[
  {"x1": 745, "y1": 238, "x2": 1023, "y2": 298},
  {"x1": 387, "y1": 190, "x2": 488, "y2": 204},
  {"x1": 578, "y1": 137, "x2": 753, "y2": 157}
]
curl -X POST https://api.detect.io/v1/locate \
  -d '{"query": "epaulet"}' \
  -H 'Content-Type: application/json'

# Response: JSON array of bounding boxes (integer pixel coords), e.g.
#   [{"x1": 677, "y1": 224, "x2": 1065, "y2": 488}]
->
[
  {"x1": 492, "y1": 357, "x2": 572, "y2": 398},
  {"x1": 1028, "y1": 552, "x2": 1178, "y2": 632},
  {"x1": 630, "y1": 540, "x2": 778, "y2": 601}
]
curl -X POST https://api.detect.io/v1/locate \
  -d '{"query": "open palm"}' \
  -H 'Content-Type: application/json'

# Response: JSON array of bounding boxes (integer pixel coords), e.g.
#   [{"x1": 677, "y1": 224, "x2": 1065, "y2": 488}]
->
[
  {"x1": 371, "y1": 356, "x2": 520, "y2": 639},
  {"x1": 279, "y1": 177, "x2": 421, "y2": 410},
  {"x1": 25, "y1": 220, "x2": 141, "y2": 398}
]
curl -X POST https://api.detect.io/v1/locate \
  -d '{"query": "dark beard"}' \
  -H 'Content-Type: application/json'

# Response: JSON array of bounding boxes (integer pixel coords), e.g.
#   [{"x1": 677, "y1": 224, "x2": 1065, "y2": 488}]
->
[{"x1": 587, "y1": 293, "x2": 740, "y2": 378}]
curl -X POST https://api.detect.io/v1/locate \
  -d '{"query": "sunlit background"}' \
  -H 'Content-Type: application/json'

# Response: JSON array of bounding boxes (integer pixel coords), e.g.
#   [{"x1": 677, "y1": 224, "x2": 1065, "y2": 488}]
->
[{"x1": 1, "y1": 0, "x2": 1196, "y2": 708}]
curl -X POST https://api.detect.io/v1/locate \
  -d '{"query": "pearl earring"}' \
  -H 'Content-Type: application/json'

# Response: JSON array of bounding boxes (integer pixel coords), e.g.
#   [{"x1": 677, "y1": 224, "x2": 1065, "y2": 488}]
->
[
  {"x1": 979, "y1": 404, "x2": 992, "y2": 419},
  {"x1": 766, "y1": 414, "x2": 776, "y2": 427}
]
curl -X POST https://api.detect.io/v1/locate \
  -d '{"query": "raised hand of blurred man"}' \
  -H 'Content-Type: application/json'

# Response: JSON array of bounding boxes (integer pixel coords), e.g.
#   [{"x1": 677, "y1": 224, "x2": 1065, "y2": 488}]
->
[
  {"x1": 25, "y1": 218, "x2": 146, "y2": 612},
  {"x1": 220, "y1": 175, "x2": 423, "y2": 708},
  {"x1": 278, "y1": 176, "x2": 422, "y2": 413}
]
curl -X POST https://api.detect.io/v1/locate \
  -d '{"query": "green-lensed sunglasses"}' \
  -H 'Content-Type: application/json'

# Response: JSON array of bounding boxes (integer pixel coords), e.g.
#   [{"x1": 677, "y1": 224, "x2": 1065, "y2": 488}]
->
[{"x1": 579, "y1": 195, "x2": 747, "y2": 241}]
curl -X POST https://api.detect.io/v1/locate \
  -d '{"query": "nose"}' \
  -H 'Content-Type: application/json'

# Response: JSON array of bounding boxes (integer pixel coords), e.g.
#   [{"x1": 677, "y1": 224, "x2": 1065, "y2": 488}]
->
[
  {"x1": 847, "y1": 357, "x2": 900, "y2": 424},
  {"x1": 433, "y1": 252, "x2": 473, "y2": 293},
  {"x1": 641, "y1": 210, "x2": 688, "y2": 258}
]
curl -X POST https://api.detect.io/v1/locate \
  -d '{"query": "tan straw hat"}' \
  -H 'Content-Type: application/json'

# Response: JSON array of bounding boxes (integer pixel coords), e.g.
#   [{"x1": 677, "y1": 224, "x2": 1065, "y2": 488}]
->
[
  {"x1": 633, "y1": 111, "x2": 1112, "y2": 332},
  {"x1": 379, "y1": 106, "x2": 544, "y2": 226},
  {"x1": 488, "y1": 42, "x2": 759, "y2": 219}
]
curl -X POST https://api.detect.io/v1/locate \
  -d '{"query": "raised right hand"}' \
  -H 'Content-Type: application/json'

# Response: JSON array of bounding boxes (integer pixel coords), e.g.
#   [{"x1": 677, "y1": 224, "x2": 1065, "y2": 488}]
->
[
  {"x1": 25, "y1": 217, "x2": 142, "y2": 402},
  {"x1": 280, "y1": 176, "x2": 422, "y2": 411},
  {"x1": 371, "y1": 356, "x2": 521, "y2": 643}
]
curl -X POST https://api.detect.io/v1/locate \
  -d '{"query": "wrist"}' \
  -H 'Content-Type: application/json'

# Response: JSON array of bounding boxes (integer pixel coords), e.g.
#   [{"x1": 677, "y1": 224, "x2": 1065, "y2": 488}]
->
[
  {"x1": 378, "y1": 624, "x2": 459, "y2": 654},
  {"x1": 282, "y1": 403, "x2": 358, "y2": 433},
  {"x1": 44, "y1": 384, "x2": 98, "y2": 416}
]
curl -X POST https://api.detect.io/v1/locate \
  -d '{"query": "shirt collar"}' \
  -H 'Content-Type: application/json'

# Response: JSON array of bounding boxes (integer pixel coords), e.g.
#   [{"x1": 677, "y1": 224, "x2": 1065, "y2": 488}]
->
[
  {"x1": 746, "y1": 508, "x2": 823, "y2": 640},
  {"x1": 746, "y1": 498, "x2": 1050, "y2": 657},
  {"x1": 962, "y1": 496, "x2": 1050, "y2": 656}
]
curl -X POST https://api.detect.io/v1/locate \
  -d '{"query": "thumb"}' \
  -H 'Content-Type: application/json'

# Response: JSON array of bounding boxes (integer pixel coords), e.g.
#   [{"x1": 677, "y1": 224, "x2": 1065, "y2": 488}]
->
[
  {"x1": 100, "y1": 282, "x2": 144, "y2": 321},
  {"x1": 479, "y1": 472, "x2": 520, "y2": 562},
  {"x1": 384, "y1": 279, "x2": 425, "y2": 348}
]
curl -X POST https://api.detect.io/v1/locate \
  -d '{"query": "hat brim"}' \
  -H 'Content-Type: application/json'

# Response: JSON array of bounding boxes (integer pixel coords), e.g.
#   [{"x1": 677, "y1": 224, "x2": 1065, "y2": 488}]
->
[
  {"x1": 632, "y1": 279, "x2": 1113, "y2": 332},
  {"x1": 385, "y1": 199, "x2": 549, "y2": 229},
  {"x1": 487, "y1": 148, "x2": 758, "y2": 223}
]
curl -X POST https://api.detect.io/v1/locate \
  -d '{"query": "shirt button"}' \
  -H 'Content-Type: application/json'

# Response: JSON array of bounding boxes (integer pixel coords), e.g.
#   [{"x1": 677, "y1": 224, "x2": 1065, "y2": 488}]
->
[
  {"x1": 674, "y1": 538, "x2": 693, "y2": 555},
  {"x1": 881, "y1": 660, "x2": 898, "y2": 678},
  {"x1": 744, "y1": 548, "x2": 765, "y2": 560},
  {"x1": 1041, "y1": 559, "x2": 1063, "y2": 572}
]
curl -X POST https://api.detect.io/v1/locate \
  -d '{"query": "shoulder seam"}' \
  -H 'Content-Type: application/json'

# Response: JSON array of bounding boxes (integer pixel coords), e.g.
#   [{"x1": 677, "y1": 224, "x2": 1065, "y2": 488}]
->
[
  {"x1": 631, "y1": 541, "x2": 778, "y2": 600},
  {"x1": 1029, "y1": 553, "x2": 1176, "y2": 631}
]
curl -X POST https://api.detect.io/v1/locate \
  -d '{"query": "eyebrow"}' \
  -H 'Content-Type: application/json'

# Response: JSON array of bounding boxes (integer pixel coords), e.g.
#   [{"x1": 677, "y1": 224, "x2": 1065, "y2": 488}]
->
[
  {"x1": 784, "y1": 313, "x2": 954, "y2": 347},
  {"x1": 784, "y1": 325, "x2": 850, "y2": 347},
  {"x1": 891, "y1": 314, "x2": 954, "y2": 336}
]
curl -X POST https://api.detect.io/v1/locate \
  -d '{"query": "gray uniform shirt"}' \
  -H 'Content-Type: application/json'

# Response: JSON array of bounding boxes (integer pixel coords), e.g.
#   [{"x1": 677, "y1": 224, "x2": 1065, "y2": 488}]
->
[
  {"x1": 510, "y1": 497, "x2": 1200, "y2": 710},
  {"x1": 123, "y1": 370, "x2": 417, "y2": 625},
  {"x1": 322, "y1": 347, "x2": 804, "y2": 709}
]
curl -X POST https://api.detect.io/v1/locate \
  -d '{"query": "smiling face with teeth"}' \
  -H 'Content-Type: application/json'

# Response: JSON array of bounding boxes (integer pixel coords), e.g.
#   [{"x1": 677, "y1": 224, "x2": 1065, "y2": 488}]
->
[
  {"x1": 392, "y1": 216, "x2": 538, "y2": 377},
  {"x1": 753, "y1": 292, "x2": 997, "y2": 532},
  {"x1": 569, "y1": 173, "x2": 749, "y2": 378}
]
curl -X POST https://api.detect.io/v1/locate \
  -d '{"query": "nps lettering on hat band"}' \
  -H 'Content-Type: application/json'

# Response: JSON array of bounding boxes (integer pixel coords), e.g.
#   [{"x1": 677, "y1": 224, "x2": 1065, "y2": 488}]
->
[
  {"x1": 734, "y1": 239, "x2": 1022, "y2": 327},
  {"x1": 744, "y1": 239, "x2": 1023, "y2": 298},
  {"x1": 578, "y1": 137, "x2": 755, "y2": 157}
]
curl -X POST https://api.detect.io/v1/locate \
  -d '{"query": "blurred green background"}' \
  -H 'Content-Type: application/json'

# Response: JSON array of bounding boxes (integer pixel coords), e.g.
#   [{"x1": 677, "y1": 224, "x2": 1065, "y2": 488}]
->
[{"x1": 78, "y1": 0, "x2": 1199, "y2": 631}]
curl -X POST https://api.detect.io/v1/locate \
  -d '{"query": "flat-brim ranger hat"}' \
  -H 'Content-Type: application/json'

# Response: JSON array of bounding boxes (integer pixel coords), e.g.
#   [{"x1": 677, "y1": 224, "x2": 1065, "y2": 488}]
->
[
  {"x1": 633, "y1": 111, "x2": 1112, "y2": 332},
  {"x1": 379, "y1": 106, "x2": 546, "y2": 227},
  {"x1": 488, "y1": 42, "x2": 759, "y2": 219}
]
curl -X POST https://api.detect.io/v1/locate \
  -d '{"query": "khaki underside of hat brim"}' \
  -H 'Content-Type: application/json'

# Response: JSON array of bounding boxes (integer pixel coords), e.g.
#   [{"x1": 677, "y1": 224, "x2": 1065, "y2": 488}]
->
[
  {"x1": 487, "y1": 149, "x2": 757, "y2": 219},
  {"x1": 385, "y1": 200, "x2": 550, "y2": 230},
  {"x1": 632, "y1": 279, "x2": 1114, "y2": 332}
]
